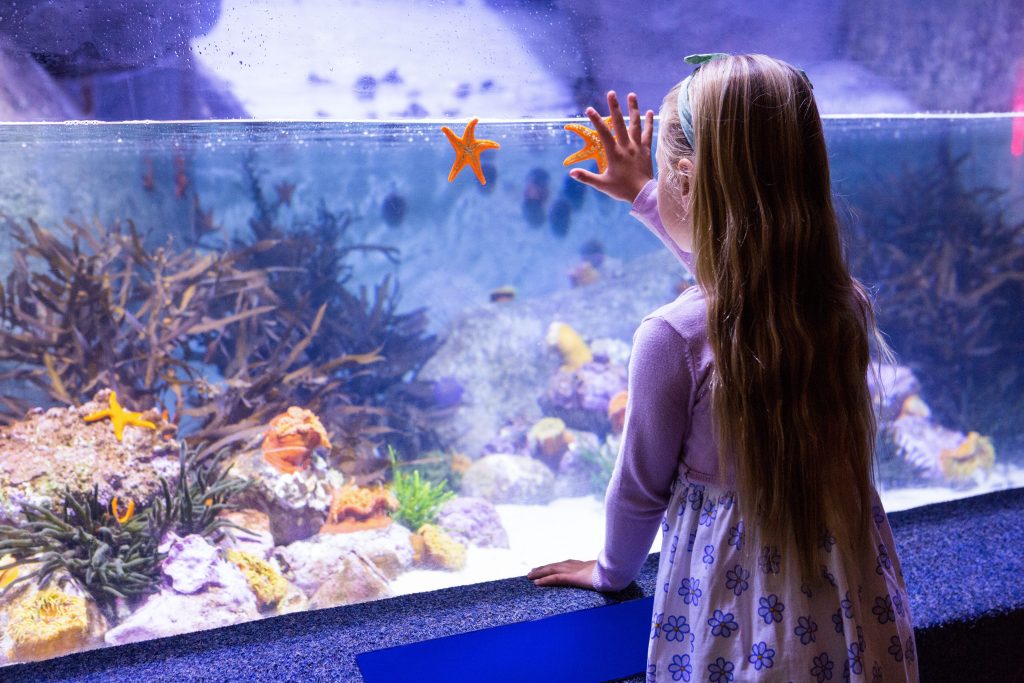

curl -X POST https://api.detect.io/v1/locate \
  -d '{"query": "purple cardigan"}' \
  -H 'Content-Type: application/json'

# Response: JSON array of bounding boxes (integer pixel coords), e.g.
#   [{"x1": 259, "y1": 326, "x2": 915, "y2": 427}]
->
[{"x1": 592, "y1": 180, "x2": 728, "y2": 592}]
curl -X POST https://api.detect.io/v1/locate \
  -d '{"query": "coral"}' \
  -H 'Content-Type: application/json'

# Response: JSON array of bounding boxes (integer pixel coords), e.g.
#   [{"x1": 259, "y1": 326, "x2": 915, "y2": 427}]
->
[
  {"x1": 0, "y1": 553, "x2": 18, "y2": 590},
  {"x1": 6, "y1": 589, "x2": 91, "y2": 662},
  {"x1": 225, "y1": 549, "x2": 288, "y2": 609},
  {"x1": 939, "y1": 431, "x2": 995, "y2": 481},
  {"x1": 526, "y1": 417, "x2": 575, "y2": 468},
  {"x1": 82, "y1": 390, "x2": 156, "y2": 442},
  {"x1": 450, "y1": 453, "x2": 473, "y2": 476},
  {"x1": 546, "y1": 321, "x2": 593, "y2": 372},
  {"x1": 410, "y1": 524, "x2": 466, "y2": 571},
  {"x1": 0, "y1": 487, "x2": 163, "y2": 615},
  {"x1": 262, "y1": 407, "x2": 332, "y2": 474},
  {"x1": 321, "y1": 485, "x2": 399, "y2": 534},
  {"x1": 388, "y1": 446, "x2": 456, "y2": 531},
  {"x1": 607, "y1": 390, "x2": 628, "y2": 434}
]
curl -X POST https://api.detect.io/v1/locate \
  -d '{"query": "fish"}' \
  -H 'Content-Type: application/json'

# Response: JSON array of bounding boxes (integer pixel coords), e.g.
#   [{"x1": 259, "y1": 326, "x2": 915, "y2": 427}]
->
[{"x1": 381, "y1": 192, "x2": 408, "y2": 227}]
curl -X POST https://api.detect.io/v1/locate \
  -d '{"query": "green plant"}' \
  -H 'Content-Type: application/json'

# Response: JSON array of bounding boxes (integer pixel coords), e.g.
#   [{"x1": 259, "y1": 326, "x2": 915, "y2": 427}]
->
[
  {"x1": 576, "y1": 440, "x2": 618, "y2": 498},
  {"x1": 149, "y1": 443, "x2": 252, "y2": 541},
  {"x1": 0, "y1": 486, "x2": 163, "y2": 616},
  {"x1": 0, "y1": 443, "x2": 250, "y2": 617},
  {"x1": 388, "y1": 445, "x2": 455, "y2": 530}
]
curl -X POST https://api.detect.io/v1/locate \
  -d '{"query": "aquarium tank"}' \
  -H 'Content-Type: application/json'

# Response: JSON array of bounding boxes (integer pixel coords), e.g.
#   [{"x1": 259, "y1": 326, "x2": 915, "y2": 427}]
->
[{"x1": 0, "y1": 0, "x2": 1022, "y2": 667}]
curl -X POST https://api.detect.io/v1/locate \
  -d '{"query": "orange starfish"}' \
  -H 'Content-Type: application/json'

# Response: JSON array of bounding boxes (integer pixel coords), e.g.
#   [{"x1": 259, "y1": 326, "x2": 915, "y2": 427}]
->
[
  {"x1": 563, "y1": 116, "x2": 615, "y2": 173},
  {"x1": 83, "y1": 391, "x2": 157, "y2": 442},
  {"x1": 441, "y1": 118, "x2": 500, "y2": 185}
]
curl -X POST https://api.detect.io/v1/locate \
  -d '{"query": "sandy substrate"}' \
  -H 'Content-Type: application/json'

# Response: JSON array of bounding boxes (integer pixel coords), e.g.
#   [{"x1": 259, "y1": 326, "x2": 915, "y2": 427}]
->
[{"x1": 391, "y1": 462, "x2": 1024, "y2": 596}]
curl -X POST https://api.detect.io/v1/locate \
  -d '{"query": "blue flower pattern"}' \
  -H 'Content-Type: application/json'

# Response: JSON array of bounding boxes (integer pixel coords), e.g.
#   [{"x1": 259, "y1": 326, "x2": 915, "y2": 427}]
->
[
  {"x1": 708, "y1": 609, "x2": 739, "y2": 638},
  {"x1": 707, "y1": 657, "x2": 734, "y2": 683},
  {"x1": 795, "y1": 615, "x2": 818, "y2": 645},
  {"x1": 679, "y1": 577, "x2": 702, "y2": 606},
  {"x1": 811, "y1": 652, "x2": 834, "y2": 682},
  {"x1": 724, "y1": 565, "x2": 749, "y2": 596},
  {"x1": 664, "y1": 615, "x2": 691, "y2": 642},
  {"x1": 728, "y1": 522, "x2": 744, "y2": 551},
  {"x1": 668, "y1": 654, "x2": 692, "y2": 682},
  {"x1": 699, "y1": 500, "x2": 717, "y2": 527},
  {"x1": 758, "y1": 594, "x2": 785, "y2": 624},
  {"x1": 648, "y1": 482, "x2": 912, "y2": 683}
]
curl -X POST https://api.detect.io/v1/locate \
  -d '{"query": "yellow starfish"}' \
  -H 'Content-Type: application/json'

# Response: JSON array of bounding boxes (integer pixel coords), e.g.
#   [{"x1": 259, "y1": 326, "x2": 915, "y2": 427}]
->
[
  {"x1": 441, "y1": 118, "x2": 500, "y2": 185},
  {"x1": 83, "y1": 391, "x2": 157, "y2": 442},
  {"x1": 564, "y1": 116, "x2": 616, "y2": 173}
]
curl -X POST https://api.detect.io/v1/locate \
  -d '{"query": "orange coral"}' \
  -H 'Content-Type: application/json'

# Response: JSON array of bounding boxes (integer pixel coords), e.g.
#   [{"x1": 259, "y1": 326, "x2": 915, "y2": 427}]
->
[
  {"x1": 608, "y1": 390, "x2": 628, "y2": 434},
  {"x1": 939, "y1": 431, "x2": 995, "y2": 481},
  {"x1": 262, "y1": 406, "x2": 332, "y2": 474},
  {"x1": 411, "y1": 524, "x2": 466, "y2": 571},
  {"x1": 321, "y1": 485, "x2": 399, "y2": 534}
]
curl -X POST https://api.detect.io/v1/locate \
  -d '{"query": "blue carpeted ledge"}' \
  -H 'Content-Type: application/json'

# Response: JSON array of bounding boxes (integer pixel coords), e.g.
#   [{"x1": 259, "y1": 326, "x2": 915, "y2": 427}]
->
[{"x1": 4, "y1": 488, "x2": 1024, "y2": 683}]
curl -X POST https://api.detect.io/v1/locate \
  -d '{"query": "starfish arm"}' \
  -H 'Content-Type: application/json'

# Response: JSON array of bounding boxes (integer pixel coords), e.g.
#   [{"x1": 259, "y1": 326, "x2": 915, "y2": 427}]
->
[
  {"x1": 467, "y1": 153, "x2": 488, "y2": 185},
  {"x1": 441, "y1": 126, "x2": 461, "y2": 146},
  {"x1": 447, "y1": 152, "x2": 469, "y2": 182},
  {"x1": 83, "y1": 410, "x2": 112, "y2": 423}
]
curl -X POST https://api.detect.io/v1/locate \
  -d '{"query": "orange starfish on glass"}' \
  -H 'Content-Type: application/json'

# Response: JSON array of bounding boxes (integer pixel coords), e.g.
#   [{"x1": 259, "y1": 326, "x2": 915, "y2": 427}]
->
[
  {"x1": 441, "y1": 118, "x2": 500, "y2": 185},
  {"x1": 563, "y1": 116, "x2": 615, "y2": 173},
  {"x1": 83, "y1": 391, "x2": 157, "y2": 442}
]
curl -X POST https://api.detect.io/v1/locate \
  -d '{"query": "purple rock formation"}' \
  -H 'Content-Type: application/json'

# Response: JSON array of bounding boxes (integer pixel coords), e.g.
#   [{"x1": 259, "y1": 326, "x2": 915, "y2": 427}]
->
[{"x1": 436, "y1": 496, "x2": 509, "y2": 549}]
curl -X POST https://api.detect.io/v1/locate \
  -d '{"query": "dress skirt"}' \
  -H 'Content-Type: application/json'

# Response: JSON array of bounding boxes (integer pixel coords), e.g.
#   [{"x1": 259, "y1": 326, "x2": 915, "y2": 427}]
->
[{"x1": 647, "y1": 476, "x2": 919, "y2": 682}]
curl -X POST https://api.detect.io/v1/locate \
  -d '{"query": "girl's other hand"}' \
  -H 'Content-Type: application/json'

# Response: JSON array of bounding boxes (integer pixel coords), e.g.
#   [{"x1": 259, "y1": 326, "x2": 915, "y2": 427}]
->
[
  {"x1": 570, "y1": 91, "x2": 654, "y2": 203},
  {"x1": 527, "y1": 558, "x2": 597, "y2": 590}
]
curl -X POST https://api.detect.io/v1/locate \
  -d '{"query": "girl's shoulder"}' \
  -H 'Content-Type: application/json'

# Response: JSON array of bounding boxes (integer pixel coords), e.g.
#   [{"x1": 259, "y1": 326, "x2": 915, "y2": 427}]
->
[{"x1": 642, "y1": 284, "x2": 707, "y2": 344}]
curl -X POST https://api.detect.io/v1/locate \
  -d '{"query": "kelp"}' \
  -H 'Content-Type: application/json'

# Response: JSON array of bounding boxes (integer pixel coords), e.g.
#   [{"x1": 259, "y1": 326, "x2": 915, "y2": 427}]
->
[
  {"x1": 0, "y1": 215, "x2": 279, "y2": 424},
  {"x1": 844, "y1": 139, "x2": 1024, "y2": 434}
]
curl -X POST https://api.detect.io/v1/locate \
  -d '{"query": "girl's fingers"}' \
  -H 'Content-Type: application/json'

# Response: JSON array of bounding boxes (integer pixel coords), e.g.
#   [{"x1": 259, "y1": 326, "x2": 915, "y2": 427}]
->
[
  {"x1": 568, "y1": 168, "x2": 607, "y2": 191},
  {"x1": 585, "y1": 106, "x2": 616, "y2": 154},
  {"x1": 606, "y1": 91, "x2": 630, "y2": 144},
  {"x1": 641, "y1": 110, "x2": 654, "y2": 148},
  {"x1": 627, "y1": 93, "x2": 642, "y2": 145}
]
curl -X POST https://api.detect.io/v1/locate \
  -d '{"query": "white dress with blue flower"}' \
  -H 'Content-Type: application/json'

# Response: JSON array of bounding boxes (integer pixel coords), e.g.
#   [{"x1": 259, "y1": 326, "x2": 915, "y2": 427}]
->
[{"x1": 646, "y1": 478, "x2": 919, "y2": 683}]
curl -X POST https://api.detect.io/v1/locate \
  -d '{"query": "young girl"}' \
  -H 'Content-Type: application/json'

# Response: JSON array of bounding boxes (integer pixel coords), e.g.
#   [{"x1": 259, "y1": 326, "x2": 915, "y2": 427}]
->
[{"x1": 527, "y1": 54, "x2": 919, "y2": 682}]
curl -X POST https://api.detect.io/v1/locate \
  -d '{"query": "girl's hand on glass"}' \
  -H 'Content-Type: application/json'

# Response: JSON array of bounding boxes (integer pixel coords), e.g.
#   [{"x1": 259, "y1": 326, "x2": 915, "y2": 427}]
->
[
  {"x1": 569, "y1": 91, "x2": 654, "y2": 203},
  {"x1": 527, "y1": 558, "x2": 597, "y2": 590}
]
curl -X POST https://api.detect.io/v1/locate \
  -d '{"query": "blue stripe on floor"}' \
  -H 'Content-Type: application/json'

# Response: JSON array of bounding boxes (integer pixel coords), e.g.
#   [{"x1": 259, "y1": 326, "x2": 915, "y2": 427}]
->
[{"x1": 357, "y1": 596, "x2": 654, "y2": 683}]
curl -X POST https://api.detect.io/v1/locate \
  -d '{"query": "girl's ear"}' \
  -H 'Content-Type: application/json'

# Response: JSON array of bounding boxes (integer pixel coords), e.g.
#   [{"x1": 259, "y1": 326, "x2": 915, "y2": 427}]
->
[{"x1": 677, "y1": 158, "x2": 694, "y2": 197}]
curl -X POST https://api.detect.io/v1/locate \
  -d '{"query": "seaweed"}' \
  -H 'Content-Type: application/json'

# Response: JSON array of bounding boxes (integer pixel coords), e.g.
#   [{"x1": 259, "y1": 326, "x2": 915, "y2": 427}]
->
[
  {"x1": 0, "y1": 442, "x2": 250, "y2": 617},
  {"x1": 387, "y1": 445, "x2": 455, "y2": 531},
  {"x1": 0, "y1": 486, "x2": 163, "y2": 616},
  {"x1": 844, "y1": 138, "x2": 1024, "y2": 439},
  {"x1": 0, "y1": 215, "x2": 279, "y2": 426}
]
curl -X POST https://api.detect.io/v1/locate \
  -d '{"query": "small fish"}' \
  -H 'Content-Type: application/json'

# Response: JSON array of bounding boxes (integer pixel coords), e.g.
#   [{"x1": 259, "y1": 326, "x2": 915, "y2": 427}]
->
[
  {"x1": 381, "y1": 191, "x2": 408, "y2": 227},
  {"x1": 141, "y1": 156, "x2": 156, "y2": 192},
  {"x1": 522, "y1": 167, "x2": 550, "y2": 227},
  {"x1": 549, "y1": 197, "x2": 572, "y2": 237},
  {"x1": 580, "y1": 238, "x2": 605, "y2": 268},
  {"x1": 490, "y1": 285, "x2": 516, "y2": 303},
  {"x1": 275, "y1": 181, "x2": 296, "y2": 207},
  {"x1": 174, "y1": 154, "x2": 189, "y2": 199}
]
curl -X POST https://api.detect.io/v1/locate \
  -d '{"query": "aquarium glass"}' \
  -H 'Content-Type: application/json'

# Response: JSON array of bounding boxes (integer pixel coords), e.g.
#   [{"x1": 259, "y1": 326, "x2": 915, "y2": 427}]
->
[
  {"x1": 0, "y1": 113, "x2": 1021, "y2": 664},
  {"x1": 0, "y1": 1, "x2": 1021, "y2": 121}
]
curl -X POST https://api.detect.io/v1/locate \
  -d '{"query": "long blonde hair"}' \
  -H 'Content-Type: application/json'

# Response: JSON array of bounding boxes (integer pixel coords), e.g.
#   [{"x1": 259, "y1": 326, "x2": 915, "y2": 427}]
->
[{"x1": 659, "y1": 54, "x2": 888, "y2": 578}]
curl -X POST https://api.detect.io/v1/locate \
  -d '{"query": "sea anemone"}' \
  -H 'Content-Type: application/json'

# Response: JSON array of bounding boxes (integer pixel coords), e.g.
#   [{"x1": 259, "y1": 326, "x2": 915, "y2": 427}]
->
[{"x1": 6, "y1": 589, "x2": 92, "y2": 662}]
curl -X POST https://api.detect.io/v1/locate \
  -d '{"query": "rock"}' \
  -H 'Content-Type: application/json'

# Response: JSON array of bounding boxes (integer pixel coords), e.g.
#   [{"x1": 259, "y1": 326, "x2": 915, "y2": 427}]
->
[
  {"x1": 460, "y1": 453, "x2": 555, "y2": 504},
  {"x1": 104, "y1": 535, "x2": 258, "y2": 646},
  {"x1": 307, "y1": 550, "x2": 392, "y2": 609},
  {"x1": 217, "y1": 509, "x2": 275, "y2": 560},
  {"x1": 275, "y1": 582, "x2": 309, "y2": 616},
  {"x1": 274, "y1": 524, "x2": 414, "y2": 590},
  {"x1": 231, "y1": 449, "x2": 345, "y2": 545},
  {"x1": 539, "y1": 360, "x2": 628, "y2": 435},
  {"x1": 0, "y1": 390, "x2": 179, "y2": 525},
  {"x1": 419, "y1": 250, "x2": 688, "y2": 460},
  {"x1": 436, "y1": 496, "x2": 509, "y2": 549}
]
